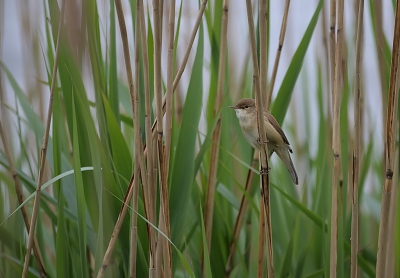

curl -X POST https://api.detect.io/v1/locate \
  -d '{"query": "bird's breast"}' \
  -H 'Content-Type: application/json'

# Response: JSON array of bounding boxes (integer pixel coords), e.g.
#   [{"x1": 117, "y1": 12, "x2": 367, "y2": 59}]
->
[{"x1": 238, "y1": 118, "x2": 284, "y2": 151}]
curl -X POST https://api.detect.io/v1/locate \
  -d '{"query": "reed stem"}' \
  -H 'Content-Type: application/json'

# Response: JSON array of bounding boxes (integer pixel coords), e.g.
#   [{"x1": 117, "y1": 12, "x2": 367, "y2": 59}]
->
[
  {"x1": 22, "y1": 1, "x2": 66, "y2": 276},
  {"x1": 203, "y1": 1, "x2": 230, "y2": 273},
  {"x1": 351, "y1": 0, "x2": 364, "y2": 276},
  {"x1": 376, "y1": 0, "x2": 400, "y2": 275},
  {"x1": 329, "y1": 0, "x2": 344, "y2": 276},
  {"x1": 266, "y1": 0, "x2": 290, "y2": 108}
]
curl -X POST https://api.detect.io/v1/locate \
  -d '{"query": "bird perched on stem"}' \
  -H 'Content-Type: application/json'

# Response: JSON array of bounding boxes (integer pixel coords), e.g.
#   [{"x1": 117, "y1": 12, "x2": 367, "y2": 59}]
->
[{"x1": 229, "y1": 98, "x2": 298, "y2": 184}]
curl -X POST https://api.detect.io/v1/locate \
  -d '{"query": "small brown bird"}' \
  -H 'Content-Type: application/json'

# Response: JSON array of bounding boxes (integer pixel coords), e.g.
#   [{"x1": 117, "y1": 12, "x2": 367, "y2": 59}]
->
[{"x1": 229, "y1": 98, "x2": 298, "y2": 184}]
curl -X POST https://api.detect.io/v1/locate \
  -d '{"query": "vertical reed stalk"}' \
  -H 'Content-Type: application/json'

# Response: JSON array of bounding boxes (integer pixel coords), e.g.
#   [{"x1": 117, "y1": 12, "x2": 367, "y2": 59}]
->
[
  {"x1": 0, "y1": 121, "x2": 46, "y2": 277},
  {"x1": 259, "y1": 0, "x2": 268, "y2": 107},
  {"x1": 97, "y1": 176, "x2": 135, "y2": 277},
  {"x1": 156, "y1": 208, "x2": 165, "y2": 277},
  {"x1": 258, "y1": 0, "x2": 274, "y2": 276},
  {"x1": 227, "y1": 0, "x2": 290, "y2": 274},
  {"x1": 129, "y1": 164, "x2": 139, "y2": 277},
  {"x1": 152, "y1": 0, "x2": 172, "y2": 276},
  {"x1": 257, "y1": 202, "x2": 266, "y2": 278},
  {"x1": 330, "y1": 0, "x2": 344, "y2": 277},
  {"x1": 98, "y1": 0, "x2": 146, "y2": 274},
  {"x1": 266, "y1": 0, "x2": 290, "y2": 107},
  {"x1": 138, "y1": 1, "x2": 157, "y2": 275},
  {"x1": 225, "y1": 0, "x2": 290, "y2": 270},
  {"x1": 246, "y1": 0, "x2": 269, "y2": 276},
  {"x1": 22, "y1": 1, "x2": 66, "y2": 276},
  {"x1": 376, "y1": 0, "x2": 400, "y2": 274},
  {"x1": 203, "y1": 0, "x2": 230, "y2": 271},
  {"x1": 129, "y1": 1, "x2": 144, "y2": 275},
  {"x1": 245, "y1": 0, "x2": 273, "y2": 276},
  {"x1": 351, "y1": 1, "x2": 363, "y2": 277},
  {"x1": 386, "y1": 148, "x2": 398, "y2": 277},
  {"x1": 329, "y1": 0, "x2": 336, "y2": 102},
  {"x1": 140, "y1": 4, "x2": 207, "y2": 274},
  {"x1": 164, "y1": 0, "x2": 175, "y2": 191}
]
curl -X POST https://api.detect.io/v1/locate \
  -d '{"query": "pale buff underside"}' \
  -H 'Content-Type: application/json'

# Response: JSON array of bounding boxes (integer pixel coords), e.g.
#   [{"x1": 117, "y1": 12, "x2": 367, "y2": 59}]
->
[{"x1": 235, "y1": 109, "x2": 285, "y2": 152}]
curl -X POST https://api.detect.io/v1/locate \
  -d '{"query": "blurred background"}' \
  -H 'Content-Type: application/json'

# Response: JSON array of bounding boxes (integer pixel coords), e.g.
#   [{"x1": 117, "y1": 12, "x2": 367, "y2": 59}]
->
[{"x1": 0, "y1": 0, "x2": 399, "y2": 277}]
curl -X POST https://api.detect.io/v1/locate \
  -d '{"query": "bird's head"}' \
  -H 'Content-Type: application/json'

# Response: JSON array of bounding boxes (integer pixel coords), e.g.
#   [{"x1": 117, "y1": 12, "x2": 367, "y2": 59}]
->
[{"x1": 229, "y1": 98, "x2": 256, "y2": 121}]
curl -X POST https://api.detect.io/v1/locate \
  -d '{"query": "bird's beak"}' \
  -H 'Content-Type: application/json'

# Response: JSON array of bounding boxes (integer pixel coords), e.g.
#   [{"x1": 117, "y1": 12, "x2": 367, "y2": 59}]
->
[{"x1": 228, "y1": 105, "x2": 237, "y2": 109}]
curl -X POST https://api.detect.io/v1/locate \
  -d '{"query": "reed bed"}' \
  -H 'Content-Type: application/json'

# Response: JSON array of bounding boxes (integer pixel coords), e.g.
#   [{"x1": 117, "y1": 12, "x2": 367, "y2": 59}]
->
[{"x1": 0, "y1": 1, "x2": 399, "y2": 277}]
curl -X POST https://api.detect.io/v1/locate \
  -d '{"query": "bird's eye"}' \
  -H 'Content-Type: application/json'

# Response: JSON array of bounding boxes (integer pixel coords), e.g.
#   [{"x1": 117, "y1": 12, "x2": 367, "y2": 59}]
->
[{"x1": 245, "y1": 105, "x2": 249, "y2": 108}]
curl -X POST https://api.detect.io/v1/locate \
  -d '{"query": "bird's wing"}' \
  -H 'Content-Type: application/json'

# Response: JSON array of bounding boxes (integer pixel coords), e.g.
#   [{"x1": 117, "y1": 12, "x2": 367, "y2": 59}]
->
[{"x1": 264, "y1": 110, "x2": 290, "y2": 146}]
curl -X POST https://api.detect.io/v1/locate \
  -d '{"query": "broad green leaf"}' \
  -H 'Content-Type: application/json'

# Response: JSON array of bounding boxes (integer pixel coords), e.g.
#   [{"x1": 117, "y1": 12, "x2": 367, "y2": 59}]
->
[
  {"x1": 169, "y1": 21, "x2": 204, "y2": 244},
  {"x1": 71, "y1": 96, "x2": 89, "y2": 278},
  {"x1": 102, "y1": 94, "x2": 132, "y2": 181}
]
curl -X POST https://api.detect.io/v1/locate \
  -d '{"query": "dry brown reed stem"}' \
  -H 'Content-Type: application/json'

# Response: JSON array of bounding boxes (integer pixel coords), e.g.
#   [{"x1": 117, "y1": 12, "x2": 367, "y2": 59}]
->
[
  {"x1": 244, "y1": 0, "x2": 269, "y2": 276},
  {"x1": 152, "y1": 1, "x2": 172, "y2": 276},
  {"x1": 129, "y1": 0, "x2": 144, "y2": 275},
  {"x1": 351, "y1": 1, "x2": 364, "y2": 277},
  {"x1": 0, "y1": 121, "x2": 46, "y2": 277},
  {"x1": 386, "y1": 148, "x2": 398, "y2": 277},
  {"x1": 159, "y1": 0, "x2": 163, "y2": 47},
  {"x1": 258, "y1": 0, "x2": 274, "y2": 277},
  {"x1": 259, "y1": 0, "x2": 268, "y2": 106},
  {"x1": 257, "y1": 203, "x2": 266, "y2": 278},
  {"x1": 203, "y1": 0, "x2": 230, "y2": 266},
  {"x1": 141, "y1": 2, "x2": 208, "y2": 270},
  {"x1": 376, "y1": 1, "x2": 400, "y2": 274},
  {"x1": 97, "y1": 176, "x2": 134, "y2": 277},
  {"x1": 130, "y1": 164, "x2": 140, "y2": 277},
  {"x1": 152, "y1": 0, "x2": 163, "y2": 149},
  {"x1": 330, "y1": 0, "x2": 344, "y2": 276},
  {"x1": 137, "y1": 0, "x2": 156, "y2": 275},
  {"x1": 22, "y1": 0, "x2": 66, "y2": 276},
  {"x1": 329, "y1": 0, "x2": 336, "y2": 102},
  {"x1": 226, "y1": 0, "x2": 290, "y2": 261},
  {"x1": 224, "y1": 159, "x2": 256, "y2": 276},
  {"x1": 156, "y1": 212, "x2": 165, "y2": 277},
  {"x1": 266, "y1": 0, "x2": 290, "y2": 108},
  {"x1": 103, "y1": 3, "x2": 206, "y2": 274},
  {"x1": 164, "y1": 0, "x2": 175, "y2": 190}
]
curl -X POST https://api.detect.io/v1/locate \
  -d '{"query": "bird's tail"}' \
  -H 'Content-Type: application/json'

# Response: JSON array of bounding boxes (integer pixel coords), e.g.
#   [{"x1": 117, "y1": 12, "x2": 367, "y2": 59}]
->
[{"x1": 276, "y1": 148, "x2": 298, "y2": 185}]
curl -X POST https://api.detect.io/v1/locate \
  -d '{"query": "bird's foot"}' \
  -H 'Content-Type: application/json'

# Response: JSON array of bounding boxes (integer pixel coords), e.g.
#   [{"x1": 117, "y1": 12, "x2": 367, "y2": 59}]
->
[
  {"x1": 257, "y1": 137, "x2": 269, "y2": 145},
  {"x1": 259, "y1": 167, "x2": 271, "y2": 176}
]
